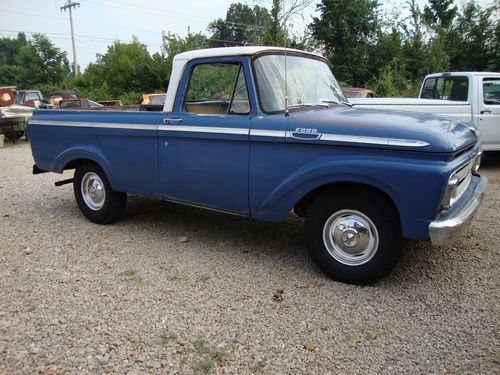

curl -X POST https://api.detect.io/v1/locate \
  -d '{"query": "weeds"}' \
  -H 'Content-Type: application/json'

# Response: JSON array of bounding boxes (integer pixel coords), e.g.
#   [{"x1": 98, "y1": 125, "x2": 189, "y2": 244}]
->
[
  {"x1": 160, "y1": 333, "x2": 177, "y2": 345},
  {"x1": 252, "y1": 360, "x2": 266, "y2": 373},
  {"x1": 191, "y1": 338, "x2": 227, "y2": 374},
  {"x1": 118, "y1": 269, "x2": 141, "y2": 282}
]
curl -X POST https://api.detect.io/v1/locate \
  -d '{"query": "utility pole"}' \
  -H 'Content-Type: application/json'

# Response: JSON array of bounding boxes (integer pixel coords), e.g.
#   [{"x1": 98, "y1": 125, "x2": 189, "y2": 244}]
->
[{"x1": 60, "y1": 0, "x2": 80, "y2": 75}]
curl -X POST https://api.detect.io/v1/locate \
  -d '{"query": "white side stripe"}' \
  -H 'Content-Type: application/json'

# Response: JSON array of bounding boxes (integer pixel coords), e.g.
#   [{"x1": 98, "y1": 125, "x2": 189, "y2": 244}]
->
[
  {"x1": 320, "y1": 133, "x2": 430, "y2": 148},
  {"x1": 250, "y1": 129, "x2": 286, "y2": 137},
  {"x1": 29, "y1": 119, "x2": 157, "y2": 131},
  {"x1": 28, "y1": 119, "x2": 429, "y2": 147},
  {"x1": 160, "y1": 125, "x2": 249, "y2": 135}
]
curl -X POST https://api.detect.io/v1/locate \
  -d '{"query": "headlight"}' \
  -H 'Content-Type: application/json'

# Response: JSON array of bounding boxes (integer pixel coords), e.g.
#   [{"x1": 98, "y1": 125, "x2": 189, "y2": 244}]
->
[
  {"x1": 440, "y1": 160, "x2": 474, "y2": 212},
  {"x1": 472, "y1": 151, "x2": 482, "y2": 175}
]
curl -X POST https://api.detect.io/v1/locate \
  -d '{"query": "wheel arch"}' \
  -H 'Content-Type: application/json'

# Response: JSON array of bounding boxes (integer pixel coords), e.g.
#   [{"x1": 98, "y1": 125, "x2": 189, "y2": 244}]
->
[
  {"x1": 294, "y1": 181, "x2": 401, "y2": 226},
  {"x1": 52, "y1": 147, "x2": 115, "y2": 189}
]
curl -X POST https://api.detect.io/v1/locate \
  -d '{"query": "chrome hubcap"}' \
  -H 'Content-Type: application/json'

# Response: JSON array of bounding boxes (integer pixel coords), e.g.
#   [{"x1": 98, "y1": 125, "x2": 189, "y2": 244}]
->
[
  {"x1": 81, "y1": 172, "x2": 105, "y2": 210},
  {"x1": 323, "y1": 209, "x2": 379, "y2": 266}
]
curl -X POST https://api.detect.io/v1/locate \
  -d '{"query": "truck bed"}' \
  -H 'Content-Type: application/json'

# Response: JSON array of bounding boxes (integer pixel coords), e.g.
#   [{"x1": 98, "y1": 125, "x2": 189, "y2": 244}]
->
[{"x1": 349, "y1": 98, "x2": 472, "y2": 123}]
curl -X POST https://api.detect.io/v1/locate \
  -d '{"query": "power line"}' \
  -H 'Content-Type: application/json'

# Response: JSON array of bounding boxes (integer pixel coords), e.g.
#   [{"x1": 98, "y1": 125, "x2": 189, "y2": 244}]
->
[
  {"x1": 0, "y1": 29, "x2": 163, "y2": 46},
  {"x1": 0, "y1": 9, "x2": 161, "y2": 35},
  {"x1": 85, "y1": 0, "x2": 266, "y2": 31}
]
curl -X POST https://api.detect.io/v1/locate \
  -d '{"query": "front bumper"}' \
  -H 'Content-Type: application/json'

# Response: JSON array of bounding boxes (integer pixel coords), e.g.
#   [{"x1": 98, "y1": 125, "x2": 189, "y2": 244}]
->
[{"x1": 429, "y1": 176, "x2": 488, "y2": 246}]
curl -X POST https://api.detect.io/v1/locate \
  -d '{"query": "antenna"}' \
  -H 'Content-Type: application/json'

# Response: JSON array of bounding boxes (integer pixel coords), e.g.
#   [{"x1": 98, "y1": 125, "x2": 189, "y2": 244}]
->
[{"x1": 283, "y1": 0, "x2": 289, "y2": 116}]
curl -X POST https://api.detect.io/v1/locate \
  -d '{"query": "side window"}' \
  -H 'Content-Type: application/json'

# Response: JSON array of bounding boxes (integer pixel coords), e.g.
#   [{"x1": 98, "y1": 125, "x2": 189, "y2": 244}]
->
[
  {"x1": 184, "y1": 63, "x2": 250, "y2": 115},
  {"x1": 26, "y1": 92, "x2": 40, "y2": 101},
  {"x1": 230, "y1": 66, "x2": 251, "y2": 114},
  {"x1": 483, "y1": 78, "x2": 500, "y2": 105},
  {"x1": 421, "y1": 78, "x2": 436, "y2": 99},
  {"x1": 448, "y1": 77, "x2": 468, "y2": 101}
]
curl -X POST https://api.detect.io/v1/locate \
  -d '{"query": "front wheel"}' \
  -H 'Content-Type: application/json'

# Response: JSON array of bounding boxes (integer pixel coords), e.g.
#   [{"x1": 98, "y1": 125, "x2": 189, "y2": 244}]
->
[
  {"x1": 305, "y1": 188, "x2": 402, "y2": 284},
  {"x1": 73, "y1": 163, "x2": 126, "y2": 224}
]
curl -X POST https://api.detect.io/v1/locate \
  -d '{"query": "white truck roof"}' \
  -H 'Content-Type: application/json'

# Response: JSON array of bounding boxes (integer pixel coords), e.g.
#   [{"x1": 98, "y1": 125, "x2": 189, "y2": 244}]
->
[
  {"x1": 425, "y1": 72, "x2": 500, "y2": 78},
  {"x1": 165, "y1": 46, "x2": 324, "y2": 112}
]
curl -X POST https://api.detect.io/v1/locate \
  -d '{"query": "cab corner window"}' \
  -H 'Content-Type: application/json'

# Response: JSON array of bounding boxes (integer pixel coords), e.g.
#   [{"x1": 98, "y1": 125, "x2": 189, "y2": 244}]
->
[
  {"x1": 483, "y1": 78, "x2": 500, "y2": 105},
  {"x1": 421, "y1": 76, "x2": 468, "y2": 102},
  {"x1": 184, "y1": 62, "x2": 250, "y2": 115}
]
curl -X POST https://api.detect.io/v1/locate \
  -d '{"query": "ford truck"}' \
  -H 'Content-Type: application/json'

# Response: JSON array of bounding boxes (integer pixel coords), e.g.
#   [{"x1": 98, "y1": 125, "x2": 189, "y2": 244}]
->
[
  {"x1": 349, "y1": 72, "x2": 500, "y2": 151},
  {"x1": 26, "y1": 47, "x2": 488, "y2": 284}
]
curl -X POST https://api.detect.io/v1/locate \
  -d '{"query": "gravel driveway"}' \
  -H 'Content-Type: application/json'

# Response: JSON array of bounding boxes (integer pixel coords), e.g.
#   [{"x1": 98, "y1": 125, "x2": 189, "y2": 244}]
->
[{"x1": 1, "y1": 141, "x2": 499, "y2": 374}]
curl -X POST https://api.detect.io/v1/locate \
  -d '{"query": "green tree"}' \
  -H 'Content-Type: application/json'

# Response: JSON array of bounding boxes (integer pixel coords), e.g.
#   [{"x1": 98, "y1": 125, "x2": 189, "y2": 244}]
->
[
  {"x1": 72, "y1": 37, "x2": 169, "y2": 102},
  {"x1": 161, "y1": 29, "x2": 208, "y2": 75},
  {"x1": 423, "y1": 0, "x2": 457, "y2": 30},
  {"x1": 262, "y1": 0, "x2": 286, "y2": 46},
  {"x1": 0, "y1": 33, "x2": 27, "y2": 85},
  {"x1": 208, "y1": 3, "x2": 271, "y2": 46},
  {"x1": 447, "y1": 2, "x2": 498, "y2": 71},
  {"x1": 15, "y1": 34, "x2": 70, "y2": 88},
  {"x1": 310, "y1": 0, "x2": 380, "y2": 85}
]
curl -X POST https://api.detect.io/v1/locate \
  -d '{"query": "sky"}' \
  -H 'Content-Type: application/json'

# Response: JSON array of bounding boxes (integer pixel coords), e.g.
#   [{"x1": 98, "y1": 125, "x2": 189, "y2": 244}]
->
[{"x1": 0, "y1": 0, "x2": 495, "y2": 70}]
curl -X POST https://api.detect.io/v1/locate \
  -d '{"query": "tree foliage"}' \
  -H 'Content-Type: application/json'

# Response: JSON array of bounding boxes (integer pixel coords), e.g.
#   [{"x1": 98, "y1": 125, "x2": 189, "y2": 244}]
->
[
  {"x1": 0, "y1": 1, "x2": 497, "y2": 101},
  {"x1": 0, "y1": 33, "x2": 69, "y2": 89},
  {"x1": 310, "y1": 0, "x2": 380, "y2": 86},
  {"x1": 208, "y1": 3, "x2": 272, "y2": 46}
]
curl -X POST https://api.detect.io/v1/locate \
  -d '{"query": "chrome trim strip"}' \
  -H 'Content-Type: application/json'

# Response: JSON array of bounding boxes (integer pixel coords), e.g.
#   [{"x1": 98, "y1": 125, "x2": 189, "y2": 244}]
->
[
  {"x1": 250, "y1": 129, "x2": 286, "y2": 137},
  {"x1": 320, "y1": 133, "x2": 430, "y2": 148},
  {"x1": 28, "y1": 119, "x2": 157, "y2": 131},
  {"x1": 28, "y1": 119, "x2": 430, "y2": 148},
  {"x1": 160, "y1": 125, "x2": 249, "y2": 135}
]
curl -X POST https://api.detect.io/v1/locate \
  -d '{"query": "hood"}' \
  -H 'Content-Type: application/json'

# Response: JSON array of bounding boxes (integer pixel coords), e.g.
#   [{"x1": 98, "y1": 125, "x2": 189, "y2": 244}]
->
[
  {"x1": 286, "y1": 106, "x2": 477, "y2": 153},
  {"x1": 0, "y1": 104, "x2": 34, "y2": 119}
]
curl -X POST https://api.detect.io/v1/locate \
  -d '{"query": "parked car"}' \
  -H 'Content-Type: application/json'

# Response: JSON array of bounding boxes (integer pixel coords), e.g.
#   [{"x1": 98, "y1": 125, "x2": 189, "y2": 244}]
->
[
  {"x1": 0, "y1": 86, "x2": 33, "y2": 140},
  {"x1": 348, "y1": 72, "x2": 500, "y2": 151},
  {"x1": 59, "y1": 99, "x2": 104, "y2": 109},
  {"x1": 140, "y1": 93, "x2": 166, "y2": 111},
  {"x1": 15, "y1": 89, "x2": 44, "y2": 108},
  {"x1": 47, "y1": 91, "x2": 79, "y2": 105},
  {"x1": 341, "y1": 87, "x2": 378, "y2": 98},
  {"x1": 27, "y1": 47, "x2": 487, "y2": 284}
]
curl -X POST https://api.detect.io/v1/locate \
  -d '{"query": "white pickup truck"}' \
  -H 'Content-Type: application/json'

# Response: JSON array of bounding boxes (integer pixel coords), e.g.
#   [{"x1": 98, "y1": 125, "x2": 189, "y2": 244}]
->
[{"x1": 349, "y1": 72, "x2": 500, "y2": 151}]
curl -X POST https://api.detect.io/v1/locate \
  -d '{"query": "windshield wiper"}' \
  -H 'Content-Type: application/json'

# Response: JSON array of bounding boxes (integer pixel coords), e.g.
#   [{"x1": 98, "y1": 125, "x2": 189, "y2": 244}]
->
[
  {"x1": 321, "y1": 100, "x2": 352, "y2": 107},
  {"x1": 288, "y1": 103, "x2": 329, "y2": 110}
]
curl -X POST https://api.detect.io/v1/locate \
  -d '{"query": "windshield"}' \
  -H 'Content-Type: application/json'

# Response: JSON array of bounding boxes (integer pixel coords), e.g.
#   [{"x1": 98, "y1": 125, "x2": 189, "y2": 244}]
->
[{"x1": 253, "y1": 54, "x2": 346, "y2": 113}]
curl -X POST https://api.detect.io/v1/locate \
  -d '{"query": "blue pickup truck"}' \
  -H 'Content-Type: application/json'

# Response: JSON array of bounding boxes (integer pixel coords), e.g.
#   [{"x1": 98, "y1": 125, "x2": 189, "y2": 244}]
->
[{"x1": 27, "y1": 47, "x2": 487, "y2": 284}]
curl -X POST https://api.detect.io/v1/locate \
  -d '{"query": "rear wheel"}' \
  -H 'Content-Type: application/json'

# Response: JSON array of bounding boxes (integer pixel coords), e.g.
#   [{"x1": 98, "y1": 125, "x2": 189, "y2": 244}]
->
[
  {"x1": 73, "y1": 163, "x2": 126, "y2": 224},
  {"x1": 305, "y1": 188, "x2": 402, "y2": 284},
  {"x1": 4, "y1": 131, "x2": 24, "y2": 141}
]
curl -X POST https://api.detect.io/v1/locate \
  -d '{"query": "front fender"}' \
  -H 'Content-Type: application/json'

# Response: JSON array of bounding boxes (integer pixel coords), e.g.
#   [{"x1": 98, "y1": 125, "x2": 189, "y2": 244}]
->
[{"x1": 252, "y1": 155, "x2": 446, "y2": 239}]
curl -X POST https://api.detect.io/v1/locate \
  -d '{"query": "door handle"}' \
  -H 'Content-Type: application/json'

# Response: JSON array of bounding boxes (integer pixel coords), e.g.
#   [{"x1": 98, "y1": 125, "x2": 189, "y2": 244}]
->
[
  {"x1": 163, "y1": 118, "x2": 183, "y2": 125},
  {"x1": 480, "y1": 109, "x2": 492, "y2": 114}
]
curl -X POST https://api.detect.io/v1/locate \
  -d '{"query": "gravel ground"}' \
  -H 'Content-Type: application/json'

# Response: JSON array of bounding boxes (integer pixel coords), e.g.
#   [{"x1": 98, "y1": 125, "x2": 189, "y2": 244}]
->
[{"x1": 0, "y1": 140, "x2": 499, "y2": 375}]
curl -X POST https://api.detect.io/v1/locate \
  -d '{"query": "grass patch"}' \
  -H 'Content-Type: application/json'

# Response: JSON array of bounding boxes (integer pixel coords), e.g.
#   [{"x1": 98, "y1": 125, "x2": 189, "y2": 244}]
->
[
  {"x1": 194, "y1": 359, "x2": 214, "y2": 374},
  {"x1": 191, "y1": 338, "x2": 227, "y2": 374},
  {"x1": 252, "y1": 360, "x2": 266, "y2": 373},
  {"x1": 197, "y1": 275, "x2": 211, "y2": 283},
  {"x1": 118, "y1": 269, "x2": 141, "y2": 282},
  {"x1": 160, "y1": 333, "x2": 177, "y2": 345}
]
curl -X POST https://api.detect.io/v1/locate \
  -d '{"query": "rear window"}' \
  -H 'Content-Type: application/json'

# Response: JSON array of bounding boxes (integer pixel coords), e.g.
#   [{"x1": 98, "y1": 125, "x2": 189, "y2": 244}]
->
[
  {"x1": 421, "y1": 76, "x2": 469, "y2": 102},
  {"x1": 483, "y1": 79, "x2": 500, "y2": 105}
]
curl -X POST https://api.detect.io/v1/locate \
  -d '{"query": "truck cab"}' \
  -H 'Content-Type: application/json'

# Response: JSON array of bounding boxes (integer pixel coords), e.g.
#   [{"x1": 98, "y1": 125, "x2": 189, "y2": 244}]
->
[{"x1": 419, "y1": 72, "x2": 500, "y2": 151}]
